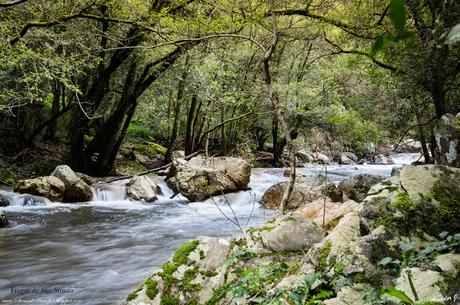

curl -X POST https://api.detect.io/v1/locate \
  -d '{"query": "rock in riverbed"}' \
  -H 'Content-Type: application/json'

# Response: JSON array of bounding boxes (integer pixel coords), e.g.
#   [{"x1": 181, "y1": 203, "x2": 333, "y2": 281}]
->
[
  {"x1": 51, "y1": 165, "x2": 92, "y2": 202},
  {"x1": 167, "y1": 154, "x2": 251, "y2": 201},
  {"x1": 127, "y1": 176, "x2": 159, "y2": 202},
  {"x1": 14, "y1": 176, "x2": 65, "y2": 202},
  {"x1": 0, "y1": 210, "x2": 8, "y2": 227}
]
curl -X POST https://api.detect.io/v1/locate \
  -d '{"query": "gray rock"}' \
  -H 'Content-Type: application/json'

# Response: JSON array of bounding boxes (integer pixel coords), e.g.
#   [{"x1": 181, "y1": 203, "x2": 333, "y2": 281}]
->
[
  {"x1": 261, "y1": 181, "x2": 321, "y2": 210},
  {"x1": 51, "y1": 165, "x2": 92, "y2": 202},
  {"x1": 373, "y1": 154, "x2": 394, "y2": 165},
  {"x1": 395, "y1": 268, "x2": 444, "y2": 302},
  {"x1": 340, "y1": 152, "x2": 358, "y2": 164},
  {"x1": 0, "y1": 210, "x2": 8, "y2": 227},
  {"x1": 246, "y1": 215, "x2": 325, "y2": 253},
  {"x1": 14, "y1": 176, "x2": 65, "y2": 202},
  {"x1": 0, "y1": 193, "x2": 9, "y2": 207},
  {"x1": 339, "y1": 174, "x2": 384, "y2": 202},
  {"x1": 127, "y1": 176, "x2": 159, "y2": 202},
  {"x1": 433, "y1": 112, "x2": 460, "y2": 167},
  {"x1": 323, "y1": 285, "x2": 369, "y2": 305},
  {"x1": 167, "y1": 155, "x2": 251, "y2": 201}
]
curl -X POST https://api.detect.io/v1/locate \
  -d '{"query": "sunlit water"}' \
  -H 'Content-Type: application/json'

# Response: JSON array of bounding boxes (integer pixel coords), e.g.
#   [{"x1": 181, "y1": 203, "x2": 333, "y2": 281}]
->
[{"x1": 0, "y1": 153, "x2": 419, "y2": 305}]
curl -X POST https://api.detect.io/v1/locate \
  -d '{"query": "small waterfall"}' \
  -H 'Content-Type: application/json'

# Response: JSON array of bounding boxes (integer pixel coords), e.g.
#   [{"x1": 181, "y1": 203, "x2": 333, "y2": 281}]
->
[
  {"x1": 0, "y1": 191, "x2": 50, "y2": 206},
  {"x1": 91, "y1": 184, "x2": 127, "y2": 202}
]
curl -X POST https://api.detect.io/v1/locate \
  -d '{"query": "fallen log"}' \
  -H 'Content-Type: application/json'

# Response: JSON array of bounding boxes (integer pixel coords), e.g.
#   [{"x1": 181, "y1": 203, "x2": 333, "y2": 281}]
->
[{"x1": 107, "y1": 150, "x2": 202, "y2": 183}]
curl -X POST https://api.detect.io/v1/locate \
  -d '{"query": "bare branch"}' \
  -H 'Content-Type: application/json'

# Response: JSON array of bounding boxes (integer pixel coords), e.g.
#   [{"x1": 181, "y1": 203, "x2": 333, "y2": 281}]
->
[{"x1": 0, "y1": 0, "x2": 27, "y2": 8}]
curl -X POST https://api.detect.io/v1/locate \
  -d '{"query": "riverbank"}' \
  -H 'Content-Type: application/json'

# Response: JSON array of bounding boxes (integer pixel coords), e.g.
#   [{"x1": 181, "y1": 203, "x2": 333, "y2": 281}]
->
[{"x1": 126, "y1": 164, "x2": 460, "y2": 305}]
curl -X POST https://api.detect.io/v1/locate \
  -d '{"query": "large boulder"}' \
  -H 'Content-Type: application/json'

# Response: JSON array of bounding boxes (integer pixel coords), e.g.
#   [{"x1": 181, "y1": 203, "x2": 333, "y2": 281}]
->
[
  {"x1": 293, "y1": 199, "x2": 359, "y2": 230},
  {"x1": 395, "y1": 268, "x2": 444, "y2": 302},
  {"x1": 296, "y1": 149, "x2": 315, "y2": 163},
  {"x1": 127, "y1": 176, "x2": 159, "y2": 202},
  {"x1": 167, "y1": 155, "x2": 251, "y2": 201},
  {"x1": 433, "y1": 112, "x2": 460, "y2": 167},
  {"x1": 313, "y1": 152, "x2": 331, "y2": 164},
  {"x1": 0, "y1": 210, "x2": 8, "y2": 227},
  {"x1": 339, "y1": 174, "x2": 384, "y2": 202},
  {"x1": 260, "y1": 181, "x2": 321, "y2": 210},
  {"x1": 126, "y1": 237, "x2": 230, "y2": 305},
  {"x1": 14, "y1": 176, "x2": 65, "y2": 202},
  {"x1": 51, "y1": 165, "x2": 92, "y2": 202},
  {"x1": 245, "y1": 215, "x2": 325, "y2": 253},
  {"x1": 0, "y1": 193, "x2": 9, "y2": 207}
]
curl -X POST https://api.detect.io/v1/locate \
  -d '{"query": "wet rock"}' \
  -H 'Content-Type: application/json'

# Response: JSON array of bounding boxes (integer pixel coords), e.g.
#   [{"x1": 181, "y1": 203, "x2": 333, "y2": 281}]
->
[
  {"x1": 339, "y1": 174, "x2": 384, "y2": 202},
  {"x1": 75, "y1": 172, "x2": 97, "y2": 185},
  {"x1": 51, "y1": 165, "x2": 92, "y2": 202},
  {"x1": 14, "y1": 176, "x2": 65, "y2": 202},
  {"x1": 322, "y1": 181, "x2": 343, "y2": 202},
  {"x1": 261, "y1": 181, "x2": 321, "y2": 210},
  {"x1": 373, "y1": 154, "x2": 394, "y2": 165},
  {"x1": 293, "y1": 199, "x2": 359, "y2": 230},
  {"x1": 0, "y1": 210, "x2": 8, "y2": 227},
  {"x1": 127, "y1": 176, "x2": 159, "y2": 202},
  {"x1": 391, "y1": 166, "x2": 402, "y2": 176},
  {"x1": 339, "y1": 152, "x2": 357, "y2": 164},
  {"x1": 296, "y1": 149, "x2": 314, "y2": 163},
  {"x1": 433, "y1": 112, "x2": 460, "y2": 167},
  {"x1": 0, "y1": 193, "x2": 9, "y2": 207},
  {"x1": 313, "y1": 152, "x2": 331, "y2": 164},
  {"x1": 246, "y1": 215, "x2": 325, "y2": 253},
  {"x1": 167, "y1": 155, "x2": 251, "y2": 201}
]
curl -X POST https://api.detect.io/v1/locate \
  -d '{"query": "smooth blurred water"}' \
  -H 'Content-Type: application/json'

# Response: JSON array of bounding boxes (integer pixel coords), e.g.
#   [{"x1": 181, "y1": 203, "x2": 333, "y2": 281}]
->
[{"x1": 0, "y1": 153, "x2": 419, "y2": 305}]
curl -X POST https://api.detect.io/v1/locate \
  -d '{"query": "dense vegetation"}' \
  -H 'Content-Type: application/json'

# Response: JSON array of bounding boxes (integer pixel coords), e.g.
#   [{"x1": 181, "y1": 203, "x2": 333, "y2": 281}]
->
[{"x1": 0, "y1": 0, "x2": 459, "y2": 178}]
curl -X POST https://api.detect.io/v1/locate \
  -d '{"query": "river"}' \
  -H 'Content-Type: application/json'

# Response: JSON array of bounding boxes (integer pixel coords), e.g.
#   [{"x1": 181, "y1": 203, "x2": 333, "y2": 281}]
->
[{"x1": 0, "y1": 153, "x2": 420, "y2": 305}]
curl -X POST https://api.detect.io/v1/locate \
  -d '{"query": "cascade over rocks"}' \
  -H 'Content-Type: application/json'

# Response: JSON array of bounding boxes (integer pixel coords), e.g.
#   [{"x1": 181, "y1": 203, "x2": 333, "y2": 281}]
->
[
  {"x1": 14, "y1": 176, "x2": 65, "y2": 202},
  {"x1": 434, "y1": 112, "x2": 460, "y2": 168},
  {"x1": 51, "y1": 165, "x2": 92, "y2": 202},
  {"x1": 166, "y1": 153, "x2": 251, "y2": 201},
  {"x1": 127, "y1": 176, "x2": 159, "y2": 202}
]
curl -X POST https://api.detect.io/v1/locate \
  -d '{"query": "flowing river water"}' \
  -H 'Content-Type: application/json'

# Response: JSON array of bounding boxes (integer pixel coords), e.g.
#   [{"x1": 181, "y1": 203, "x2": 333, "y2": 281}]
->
[{"x1": 0, "y1": 154, "x2": 421, "y2": 305}]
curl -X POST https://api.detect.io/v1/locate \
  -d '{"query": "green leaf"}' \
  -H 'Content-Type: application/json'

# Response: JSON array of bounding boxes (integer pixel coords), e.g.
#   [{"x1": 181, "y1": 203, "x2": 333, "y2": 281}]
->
[
  {"x1": 446, "y1": 24, "x2": 460, "y2": 45},
  {"x1": 439, "y1": 231, "x2": 449, "y2": 239},
  {"x1": 306, "y1": 290, "x2": 333, "y2": 305},
  {"x1": 381, "y1": 287, "x2": 414, "y2": 304},
  {"x1": 400, "y1": 241, "x2": 416, "y2": 253},
  {"x1": 371, "y1": 35, "x2": 387, "y2": 55},
  {"x1": 377, "y1": 257, "x2": 393, "y2": 266},
  {"x1": 389, "y1": 0, "x2": 406, "y2": 34}
]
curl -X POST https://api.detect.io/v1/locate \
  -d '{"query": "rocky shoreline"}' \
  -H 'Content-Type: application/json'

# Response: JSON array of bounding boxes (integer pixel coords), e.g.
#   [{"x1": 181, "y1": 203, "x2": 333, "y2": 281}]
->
[{"x1": 126, "y1": 164, "x2": 460, "y2": 305}]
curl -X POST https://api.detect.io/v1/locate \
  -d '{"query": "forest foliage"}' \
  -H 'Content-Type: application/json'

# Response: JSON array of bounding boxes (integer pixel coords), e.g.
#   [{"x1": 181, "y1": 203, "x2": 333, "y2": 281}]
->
[{"x1": 0, "y1": 0, "x2": 459, "y2": 176}]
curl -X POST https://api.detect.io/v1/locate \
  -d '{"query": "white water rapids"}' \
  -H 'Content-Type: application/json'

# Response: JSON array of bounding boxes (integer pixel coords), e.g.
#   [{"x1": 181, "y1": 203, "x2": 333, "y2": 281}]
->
[{"x1": 0, "y1": 153, "x2": 420, "y2": 305}]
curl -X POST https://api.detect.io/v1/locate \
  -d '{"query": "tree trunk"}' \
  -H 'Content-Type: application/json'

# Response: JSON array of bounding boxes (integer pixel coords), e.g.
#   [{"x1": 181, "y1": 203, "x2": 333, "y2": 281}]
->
[{"x1": 164, "y1": 58, "x2": 190, "y2": 163}]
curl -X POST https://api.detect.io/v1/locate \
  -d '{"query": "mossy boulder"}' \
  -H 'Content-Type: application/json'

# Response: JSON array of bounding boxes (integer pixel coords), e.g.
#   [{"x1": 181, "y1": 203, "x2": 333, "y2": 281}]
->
[
  {"x1": 14, "y1": 176, "x2": 65, "y2": 202},
  {"x1": 167, "y1": 155, "x2": 251, "y2": 202},
  {"x1": 127, "y1": 237, "x2": 230, "y2": 305}
]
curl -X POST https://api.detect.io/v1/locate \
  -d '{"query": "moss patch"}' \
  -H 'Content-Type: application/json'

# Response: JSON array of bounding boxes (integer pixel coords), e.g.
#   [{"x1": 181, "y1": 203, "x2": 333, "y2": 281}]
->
[
  {"x1": 145, "y1": 278, "x2": 159, "y2": 299},
  {"x1": 126, "y1": 286, "x2": 143, "y2": 301},
  {"x1": 173, "y1": 240, "x2": 200, "y2": 265},
  {"x1": 318, "y1": 241, "x2": 332, "y2": 271},
  {"x1": 135, "y1": 142, "x2": 167, "y2": 157}
]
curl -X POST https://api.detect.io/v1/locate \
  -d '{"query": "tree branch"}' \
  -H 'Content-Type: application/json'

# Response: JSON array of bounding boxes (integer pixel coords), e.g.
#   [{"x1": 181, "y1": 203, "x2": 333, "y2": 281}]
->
[
  {"x1": 324, "y1": 36, "x2": 405, "y2": 73},
  {"x1": 273, "y1": 8, "x2": 375, "y2": 40},
  {"x1": 0, "y1": 0, "x2": 27, "y2": 8}
]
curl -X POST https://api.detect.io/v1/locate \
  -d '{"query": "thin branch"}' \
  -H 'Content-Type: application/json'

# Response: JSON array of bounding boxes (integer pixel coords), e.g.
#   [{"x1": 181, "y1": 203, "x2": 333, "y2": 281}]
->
[
  {"x1": 273, "y1": 8, "x2": 375, "y2": 40},
  {"x1": 392, "y1": 117, "x2": 437, "y2": 151},
  {"x1": 324, "y1": 36, "x2": 405, "y2": 73},
  {"x1": 0, "y1": 0, "x2": 27, "y2": 8}
]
